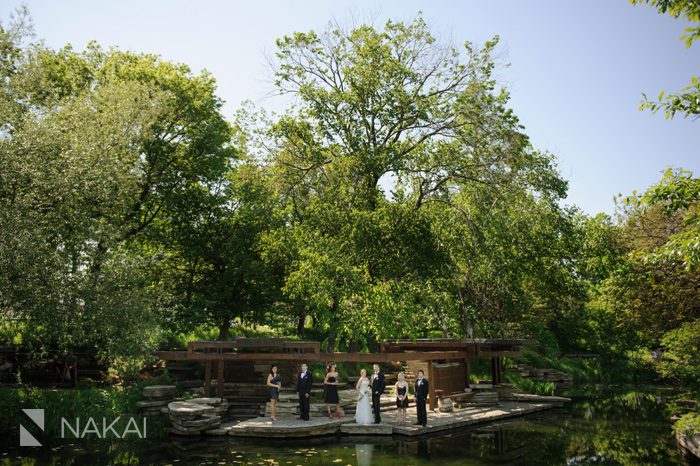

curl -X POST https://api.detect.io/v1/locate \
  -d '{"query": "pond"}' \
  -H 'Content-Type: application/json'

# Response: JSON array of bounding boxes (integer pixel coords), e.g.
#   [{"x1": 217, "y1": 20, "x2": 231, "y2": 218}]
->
[{"x1": 0, "y1": 386, "x2": 690, "y2": 465}]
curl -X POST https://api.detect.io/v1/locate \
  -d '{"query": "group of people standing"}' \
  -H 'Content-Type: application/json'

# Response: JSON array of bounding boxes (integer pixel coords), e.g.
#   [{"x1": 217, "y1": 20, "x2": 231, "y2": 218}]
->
[{"x1": 266, "y1": 363, "x2": 429, "y2": 426}]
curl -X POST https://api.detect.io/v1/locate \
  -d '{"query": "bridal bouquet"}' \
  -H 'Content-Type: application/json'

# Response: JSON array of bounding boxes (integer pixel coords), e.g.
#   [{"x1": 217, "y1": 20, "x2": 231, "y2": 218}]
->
[{"x1": 357, "y1": 386, "x2": 369, "y2": 401}]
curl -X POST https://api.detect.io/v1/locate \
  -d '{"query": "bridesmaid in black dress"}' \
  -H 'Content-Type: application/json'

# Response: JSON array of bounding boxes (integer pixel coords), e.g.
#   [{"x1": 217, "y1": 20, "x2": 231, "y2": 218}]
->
[
  {"x1": 266, "y1": 365, "x2": 281, "y2": 421},
  {"x1": 395, "y1": 371, "x2": 409, "y2": 424},
  {"x1": 323, "y1": 363, "x2": 341, "y2": 418}
]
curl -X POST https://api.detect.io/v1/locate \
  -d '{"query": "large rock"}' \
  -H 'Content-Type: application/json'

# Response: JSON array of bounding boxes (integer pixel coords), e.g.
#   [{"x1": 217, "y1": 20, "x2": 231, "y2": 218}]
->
[
  {"x1": 172, "y1": 414, "x2": 221, "y2": 428},
  {"x1": 168, "y1": 401, "x2": 216, "y2": 420},
  {"x1": 186, "y1": 397, "x2": 225, "y2": 406},
  {"x1": 438, "y1": 397, "x2": 454, "y2": 412},
  {"x1": 136, "y1": 399, "x2": 171, "y2": 408},
  {"x1": 143, "y1": 385, "x2": 177, "y2": 400}
]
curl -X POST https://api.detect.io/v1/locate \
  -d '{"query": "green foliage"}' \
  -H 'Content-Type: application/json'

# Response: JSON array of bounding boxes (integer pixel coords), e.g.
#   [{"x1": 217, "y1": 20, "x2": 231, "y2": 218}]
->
[
  {"x1": 504, "y1": 372, "x2": 556, "y2": 396},
  {"x1": 630, "y1": 0, "x2": 700, "y2": 118},
  {"x1": 0, "y1": 382, "x2": 174, "y2": 442},
  {"x1": 1, "y1": 7, "x2": 697, "y2": 396},
  {"x1": 657, "y1": 319, "x2": 700, "y2": 385},
  {"x1": 630, "y1": 168, "x2": 700, "y2": 271},
  {"x1": 674, "y1": 411, "x2": 700, "y2": 435},
  {"x1": 516, "y1": 347, "x2": 656, "y2": 385},
  {"x1": 258, "y1": 16, "x2": 582, "y2": 346},
  {"x1": 630, "y1": 0, "x2": 700, "y2": 47},
  {"x1": 640, "y1": 78, "x2": 700, "y2": 119},
  {"x1": 0, "y1": 9, "x2": 233, "y2": 371}
]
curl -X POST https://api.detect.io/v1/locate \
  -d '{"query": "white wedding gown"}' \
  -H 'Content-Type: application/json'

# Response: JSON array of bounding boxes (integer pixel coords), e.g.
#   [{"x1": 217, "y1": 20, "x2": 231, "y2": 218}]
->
[{"x1": 355, "y1": 379, "x2": 373, "y2": 425}]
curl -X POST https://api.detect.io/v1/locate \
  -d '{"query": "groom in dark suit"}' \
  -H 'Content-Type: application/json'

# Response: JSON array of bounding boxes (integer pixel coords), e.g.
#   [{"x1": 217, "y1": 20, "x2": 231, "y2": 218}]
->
[
  {"x1": 371, "y1": 363, "x2": 385, "y2": 424},
  {"x1": 414, "y1": 369, "x2": 429, "y2": 427},
  {"x1": 297, "y1": 363, "x2": 312, "y2": 421}
]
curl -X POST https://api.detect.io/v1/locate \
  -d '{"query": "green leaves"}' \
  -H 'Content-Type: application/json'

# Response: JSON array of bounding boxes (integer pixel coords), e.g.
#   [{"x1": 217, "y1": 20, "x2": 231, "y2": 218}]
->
[
  {"x1": 631, "y1": 0, "x2": 700, "y2": 118},
  {"x1": 0, "y1": 27, "x2": 233, "y2": 368},
  {"x1": 262, "y1": 17, "x2": 581, "y2": 343}
]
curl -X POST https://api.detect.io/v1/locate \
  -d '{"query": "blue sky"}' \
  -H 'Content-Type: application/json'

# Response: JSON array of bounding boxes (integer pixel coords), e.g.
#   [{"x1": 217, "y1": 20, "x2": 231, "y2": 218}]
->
[{"x1": 2, "y1": 0, "x2": 698, "y2": 215}]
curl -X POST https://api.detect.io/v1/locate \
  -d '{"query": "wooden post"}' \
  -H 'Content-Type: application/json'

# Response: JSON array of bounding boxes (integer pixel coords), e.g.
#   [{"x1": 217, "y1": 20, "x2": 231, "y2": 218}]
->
[
  {"x1": 204, "y1": 360, "x2": 212, "y2": 397},
  {"x1": 463, "y1": 358, "x2": 470, "y2": 388},
  {"x1": 490, "y1": 356, "x2": 502, "y2": 384},
  {"x1": 216, "y1": 358, "x2": 224, "y2": 398},
  {"x1": 427, "y1": 360, "x2": 436, "y2": 411}
]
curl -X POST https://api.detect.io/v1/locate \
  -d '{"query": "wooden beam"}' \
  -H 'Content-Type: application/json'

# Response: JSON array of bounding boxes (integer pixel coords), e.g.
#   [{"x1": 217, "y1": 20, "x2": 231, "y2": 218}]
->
[
  {"x1": 155, "y1": 350, "x2": 470, "y2": 362},
  {"x1": 476, "y1": 350, "x2": 522, "y2": 358}
]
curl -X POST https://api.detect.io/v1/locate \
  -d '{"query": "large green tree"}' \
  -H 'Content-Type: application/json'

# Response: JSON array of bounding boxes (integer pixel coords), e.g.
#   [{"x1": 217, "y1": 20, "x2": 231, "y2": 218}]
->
[
  {"x1": 0, "y1": 10, "x2": 233, "y2": 367},
  {"x1": 256, "y1": 17, "x2": 581, "y2": 347}
]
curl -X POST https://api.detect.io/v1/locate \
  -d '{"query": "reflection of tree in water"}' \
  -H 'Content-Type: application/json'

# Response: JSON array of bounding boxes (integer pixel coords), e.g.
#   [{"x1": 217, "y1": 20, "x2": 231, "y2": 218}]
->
[
  {"x1": 552, "y1": 390, "x2": 682, "y2": 465},
  {"x1": 3, "y1": 388, "x2": 684, "y2": 465}
]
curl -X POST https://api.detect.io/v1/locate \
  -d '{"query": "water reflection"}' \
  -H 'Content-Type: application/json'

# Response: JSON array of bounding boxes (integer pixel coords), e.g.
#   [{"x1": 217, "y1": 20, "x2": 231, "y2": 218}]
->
[
  {"x1": 355, "y1": 443, "x2": 374, "y2": 466},
  {"x1": 0, "y1": 386, "x2": 688, "y2": 466}
]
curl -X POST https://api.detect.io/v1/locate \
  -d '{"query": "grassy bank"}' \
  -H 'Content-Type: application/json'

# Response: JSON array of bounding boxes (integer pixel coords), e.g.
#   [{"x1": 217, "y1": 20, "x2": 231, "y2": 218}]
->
[{"x1": 0, "y1": 380, "x2": 175, "y2": 444}]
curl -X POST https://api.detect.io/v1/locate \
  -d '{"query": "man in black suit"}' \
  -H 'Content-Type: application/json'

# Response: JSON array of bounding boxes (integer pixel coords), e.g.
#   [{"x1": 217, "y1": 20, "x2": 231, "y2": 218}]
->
[
  {"x1": 414, "y1": 369, "x2": 429, "y2": 427},
  {"x1": 371, "y1": 363, "x2": 385, "y2": 424},
  {"x1": 297, "y1": 363, "x2": 312, "y2": 421}
]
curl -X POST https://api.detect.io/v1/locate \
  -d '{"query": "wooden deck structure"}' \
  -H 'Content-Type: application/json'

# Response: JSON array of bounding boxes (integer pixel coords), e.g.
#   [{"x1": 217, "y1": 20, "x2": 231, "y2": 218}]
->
[
  {"x1": 206, "y1": 399, "x2": 562, "y2": 438},
  {"x1": 155, "y1": 338, "x2": 530, "y2": 406}
]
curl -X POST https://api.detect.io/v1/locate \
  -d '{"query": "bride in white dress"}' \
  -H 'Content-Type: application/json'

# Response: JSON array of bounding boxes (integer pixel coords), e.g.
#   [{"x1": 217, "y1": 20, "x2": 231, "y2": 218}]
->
[{"x1": 355, "y1": 369, "x2": 373, "y2": 425}]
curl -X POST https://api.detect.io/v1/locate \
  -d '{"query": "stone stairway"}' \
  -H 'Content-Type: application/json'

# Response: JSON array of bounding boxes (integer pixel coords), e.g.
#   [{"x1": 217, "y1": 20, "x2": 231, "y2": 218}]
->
[{"x1": 192, "y1": 381, "x2": 267, "y2": 421}]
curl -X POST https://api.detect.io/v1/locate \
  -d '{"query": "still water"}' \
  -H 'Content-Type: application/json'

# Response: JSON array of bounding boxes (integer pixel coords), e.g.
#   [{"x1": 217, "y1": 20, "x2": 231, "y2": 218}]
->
[{"x1": 0, "y1": 386, "x2": 690, "y2": 465}]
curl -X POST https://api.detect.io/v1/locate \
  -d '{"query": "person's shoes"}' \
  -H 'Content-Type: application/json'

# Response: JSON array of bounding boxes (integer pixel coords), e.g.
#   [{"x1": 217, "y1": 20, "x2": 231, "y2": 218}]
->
[{"x1": 422, "y1": 424, "x2": 427, "y2": 427}]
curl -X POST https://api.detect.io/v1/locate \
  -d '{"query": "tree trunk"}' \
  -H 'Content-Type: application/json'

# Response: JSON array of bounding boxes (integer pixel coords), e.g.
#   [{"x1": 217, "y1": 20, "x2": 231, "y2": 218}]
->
[
  {"x1": 218, "y1": 318, "x2": 231, "y2": 340},
  {"x1": 435, "y1": 304, "x2": 449, "y2": 338},
  {"x1": 347, "y1": 340, "x2": 360, "y2": 374},
  {"x1": 327, "y1": 330, "x2": 337, "y2": 353},
  {"x1": 326, "y1": 298, "x2": 339, "y2": 352},
  {"x1": 296, "y1": 311, "x2": 305, "y2": 338}
]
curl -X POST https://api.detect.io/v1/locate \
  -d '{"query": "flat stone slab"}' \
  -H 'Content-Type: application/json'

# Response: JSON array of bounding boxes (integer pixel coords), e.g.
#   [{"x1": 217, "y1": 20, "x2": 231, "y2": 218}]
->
[
  {"x1": 340, "y1": 423, "x2": 393, "y2": 435},
  {"x1": 136, "y1": 399, "x2": 170, "y2": 408},
  {"x1": 205, "y1": 420, "x2": 239, "y2": 436},
  {"x1": 185, "y1": 397, "x2": 226, "y2": 406},
  {"x1": 227, "y1": 401, "x2": 557, "y2": 438},
  {"x1": 391, "y1": 402, "x2": 554, "y2": 437},
  {"x1": 143, "y1": 385, "x2": 177, "y2": 398},
  {"x1": 171, "y1": 421, "x2": 221, "y2": 434},
  {"x1": 169, "y1": 427, "x2": 202, "y2": 436},
  {"x1": 173, "y1": 414, "x2": 221, "y2": 428},
  {"x1": 229, "y1": 417, "x2": 351, "y2": 438},
  {"x1": 168, "y1": 401, "x2": 216, "y2": 419}
]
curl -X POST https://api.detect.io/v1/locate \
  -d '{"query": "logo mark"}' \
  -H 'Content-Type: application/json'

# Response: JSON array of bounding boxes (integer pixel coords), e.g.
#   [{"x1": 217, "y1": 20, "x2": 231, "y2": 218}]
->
[{"x1": 20, "y1": 409, "x2": 44, "y2": 446}]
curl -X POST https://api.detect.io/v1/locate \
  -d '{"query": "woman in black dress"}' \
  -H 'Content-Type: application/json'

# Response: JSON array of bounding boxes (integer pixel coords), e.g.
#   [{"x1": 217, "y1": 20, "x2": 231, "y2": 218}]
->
[
  {"x1": 395, "y1": 371, "x2": 409, "y2": 424},
  {"x1": 266, "y1": 365, "x2": 282, "y2": 421},
  {"x1": 323, "y1": 363, "x2": 341, "y2": 418}
]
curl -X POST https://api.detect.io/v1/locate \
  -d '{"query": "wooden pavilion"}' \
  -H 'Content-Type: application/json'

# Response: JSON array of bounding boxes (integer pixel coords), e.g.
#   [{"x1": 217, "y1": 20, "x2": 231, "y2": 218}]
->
[{"x1": 155, "y1": 338, "x2": 530, "y2": 410}]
